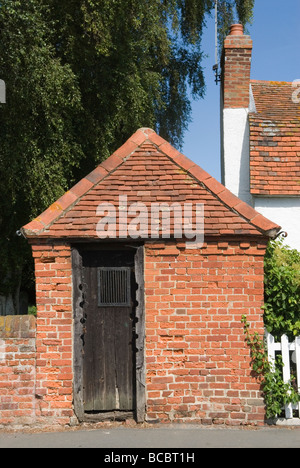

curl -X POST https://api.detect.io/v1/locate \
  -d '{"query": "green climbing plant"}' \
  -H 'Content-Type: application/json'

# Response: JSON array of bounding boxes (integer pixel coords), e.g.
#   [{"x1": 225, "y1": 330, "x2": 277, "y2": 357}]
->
[
  {"x1": 263, "y1": 239, "x2": 300, "y2": 340},
  {"x1": 242, "y1": 239, "x2": 300, "y2": 419},
  {"x1": 241, "y1": 315, "x2": 300, "y2": 419}
]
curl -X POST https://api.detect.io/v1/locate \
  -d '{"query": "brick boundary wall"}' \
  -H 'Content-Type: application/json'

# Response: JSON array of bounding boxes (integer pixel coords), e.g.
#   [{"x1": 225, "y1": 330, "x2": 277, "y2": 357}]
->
[{"x1": 0, "y1": 315, "x2": 36, "y2": 428}]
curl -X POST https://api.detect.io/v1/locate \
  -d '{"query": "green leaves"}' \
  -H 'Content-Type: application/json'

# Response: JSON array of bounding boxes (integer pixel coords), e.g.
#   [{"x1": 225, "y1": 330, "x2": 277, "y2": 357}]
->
[
  {"x1": 234, "y1": 0, "x2": 255, "y2": 26},
  {"x1": 0, "y1": 0, "x2": 83, "y2": 297},
  {"x1": 242, "y1": 316, "x2": 300, "y2": 419},
  {"x1": 0, "y1": 0, "x2": 255, "y2": 305},
  {"x1": 242, "y1": 239, "x2": 300, "y2": 418},
  {"x1": 264, "y1": 239, "x2": 300, "y2": 339}
]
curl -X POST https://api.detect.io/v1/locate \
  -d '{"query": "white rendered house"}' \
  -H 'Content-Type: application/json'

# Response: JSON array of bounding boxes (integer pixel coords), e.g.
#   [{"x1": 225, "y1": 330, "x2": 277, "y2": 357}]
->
[{"x1": 220, "y1": 24, "x2": 300, "y2": 250}]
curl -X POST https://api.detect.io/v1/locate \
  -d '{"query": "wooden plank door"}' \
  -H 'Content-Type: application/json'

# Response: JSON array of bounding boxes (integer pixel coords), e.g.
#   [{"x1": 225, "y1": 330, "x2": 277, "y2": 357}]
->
[{"x1": 80, "y1": 250, "x2": 136, "y2": 414}]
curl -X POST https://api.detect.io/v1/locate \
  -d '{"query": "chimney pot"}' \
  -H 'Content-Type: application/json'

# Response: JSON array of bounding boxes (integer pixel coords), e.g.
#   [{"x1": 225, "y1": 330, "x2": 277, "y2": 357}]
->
[{"x1": 229, "y1": 24, "x2": 244, "y2": 36}]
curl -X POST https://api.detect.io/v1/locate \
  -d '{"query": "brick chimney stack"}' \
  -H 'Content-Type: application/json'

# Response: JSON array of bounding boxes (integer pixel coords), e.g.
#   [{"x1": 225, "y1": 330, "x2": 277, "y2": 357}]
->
[
  {"x1": 221, "y1": 24, "x2": 253, "y2": 108},
  {"x1": 220, "y1": 24, "x2": 253, "y2": 206}
]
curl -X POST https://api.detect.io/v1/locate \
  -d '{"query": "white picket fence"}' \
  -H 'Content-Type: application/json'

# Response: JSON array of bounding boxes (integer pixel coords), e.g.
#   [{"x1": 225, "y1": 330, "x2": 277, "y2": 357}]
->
[{"x1": 266, "y1": 332, "x2": 300, "y2": 419}]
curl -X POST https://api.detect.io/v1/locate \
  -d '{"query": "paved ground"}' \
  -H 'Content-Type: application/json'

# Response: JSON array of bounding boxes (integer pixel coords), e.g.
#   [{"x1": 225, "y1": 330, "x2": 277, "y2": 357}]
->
[{"x1": 0, "y1": 423, "x2": 300, "y2": 448}]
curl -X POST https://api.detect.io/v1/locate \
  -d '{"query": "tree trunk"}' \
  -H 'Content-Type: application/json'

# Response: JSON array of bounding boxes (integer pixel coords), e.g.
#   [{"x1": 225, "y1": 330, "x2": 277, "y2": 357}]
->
[
  {"x1": 0, "y1": 273, "x2": 23, "y2": 315},
  {"x1": 0, "y1": 294, "x2": 16, "y2": 316}
]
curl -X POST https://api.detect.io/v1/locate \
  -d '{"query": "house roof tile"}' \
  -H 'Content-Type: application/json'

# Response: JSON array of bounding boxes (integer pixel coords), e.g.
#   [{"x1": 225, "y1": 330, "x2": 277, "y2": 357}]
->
[
  {"x1": 249, "y1": 80, "x2": 300, "y2": 196},
  {"x1": 22, "y1": 128, "x2": 280, "y2": 240}
]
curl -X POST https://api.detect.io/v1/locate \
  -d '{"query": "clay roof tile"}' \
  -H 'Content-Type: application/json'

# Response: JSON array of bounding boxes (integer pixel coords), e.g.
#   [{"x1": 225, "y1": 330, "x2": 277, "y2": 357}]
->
[
  {"x1": 22, "y1": 128, "x2": 280, "y2": 240},
  {"x1": 249, "y1": 80, "x2": 300, "y2": 196}
]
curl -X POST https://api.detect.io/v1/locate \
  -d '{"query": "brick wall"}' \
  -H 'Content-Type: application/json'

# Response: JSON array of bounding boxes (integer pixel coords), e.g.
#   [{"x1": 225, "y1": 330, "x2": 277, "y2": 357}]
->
[
  {"x1": 0, "y1": 237, "x2": 268, "y2": 428},
  {"x1": 222, "y1": 33, "x2": 253, "y2": 109},
  {"x1": 144, "y1": 239, "x2": 267, "y2": 425},
  {"x1": 32, "y1": 238, "x2": 267, "y2": 427},
  {"x1": 32, "y1": 242, "x2": 73, "y2": 426},
  {"x1": 0, "y1": 315, "x2": 36, "y2": 427}
]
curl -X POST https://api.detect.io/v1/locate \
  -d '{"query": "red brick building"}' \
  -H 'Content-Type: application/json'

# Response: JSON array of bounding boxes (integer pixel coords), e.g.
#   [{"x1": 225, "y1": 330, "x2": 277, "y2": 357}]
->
[{"x1": 19, "y1": 127, "x2": 280, "y2": 426}]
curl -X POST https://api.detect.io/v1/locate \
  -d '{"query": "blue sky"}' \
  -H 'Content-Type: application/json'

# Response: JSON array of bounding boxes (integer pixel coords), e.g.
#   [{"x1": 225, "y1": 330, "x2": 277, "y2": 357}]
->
[{"x1": 181, "y1": 0, "x2": 300, "y2": 181}]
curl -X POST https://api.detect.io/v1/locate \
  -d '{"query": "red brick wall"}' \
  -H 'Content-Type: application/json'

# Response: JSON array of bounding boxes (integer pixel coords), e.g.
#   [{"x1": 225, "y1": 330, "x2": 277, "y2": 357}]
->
[
  {"x1": 222, "y1": 34, "x2": 253, "y2": 109},
  {"x1": 32, "y1": 242, "x2": 73, "y2": 426},
  {"x1": 144, "y1": 239, "x2": 267, "y2": 425},
  {"x1": 0, "y1": 315, "x2": 36, "y2": 427},
  {"x1": 0, "y1": 238, "x2": 268, "y2": 428}
]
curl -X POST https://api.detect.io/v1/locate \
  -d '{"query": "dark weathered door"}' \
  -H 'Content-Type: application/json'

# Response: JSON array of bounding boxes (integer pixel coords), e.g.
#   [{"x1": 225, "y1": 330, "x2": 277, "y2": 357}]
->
[{"x1": 80, "y1": 250, "x2": 136, "y2": 414}]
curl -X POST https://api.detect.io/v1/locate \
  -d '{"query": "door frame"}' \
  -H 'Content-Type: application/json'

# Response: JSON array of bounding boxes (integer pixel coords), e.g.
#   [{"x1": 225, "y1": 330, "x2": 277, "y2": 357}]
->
[{"x1": 72, "y1": 243, "x2": 146, "y2": 423}]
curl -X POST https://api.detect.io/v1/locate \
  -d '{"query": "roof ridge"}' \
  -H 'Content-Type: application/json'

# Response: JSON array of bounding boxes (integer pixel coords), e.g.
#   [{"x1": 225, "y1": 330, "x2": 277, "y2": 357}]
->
[{"x1": 250, "y1": 79, "x2": 294, "y2": 85}]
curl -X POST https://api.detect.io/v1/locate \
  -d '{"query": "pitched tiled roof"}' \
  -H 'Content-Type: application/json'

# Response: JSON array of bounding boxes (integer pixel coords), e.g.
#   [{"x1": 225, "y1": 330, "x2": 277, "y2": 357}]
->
[
  {"x1": 22, "y1": 128, "x2": 280, "y2": 239},
  {"x1": 249, "y1": 80, "x2": 300, "y2": 196}
]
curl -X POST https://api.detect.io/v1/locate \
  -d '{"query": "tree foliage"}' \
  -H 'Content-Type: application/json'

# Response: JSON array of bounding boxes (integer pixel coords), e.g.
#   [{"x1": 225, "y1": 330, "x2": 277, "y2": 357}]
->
[
  {"x1": 0, "y1": 0, "x2": 83, "y2": 299},
  {"x1": 0, "y1": 0, "x2": 255, "y2": 310}
]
